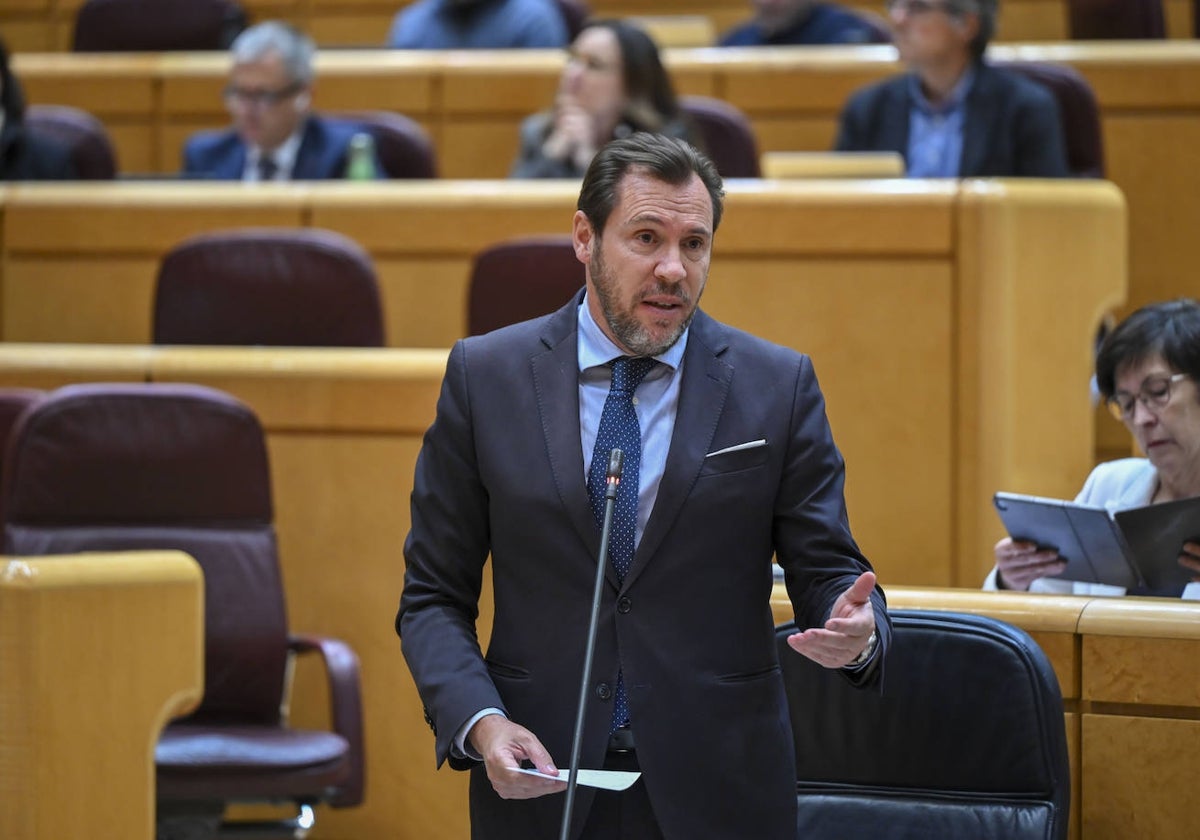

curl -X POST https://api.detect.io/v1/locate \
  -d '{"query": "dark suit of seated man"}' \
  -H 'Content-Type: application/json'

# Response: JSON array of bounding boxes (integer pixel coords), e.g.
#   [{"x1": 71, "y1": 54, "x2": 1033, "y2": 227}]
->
[
  {"x1": 835, "y1": 0, "x2": 1068, "y2": 178},
  {"x1": 182, "y1": 20, "x2": 378, "y2": 181}
]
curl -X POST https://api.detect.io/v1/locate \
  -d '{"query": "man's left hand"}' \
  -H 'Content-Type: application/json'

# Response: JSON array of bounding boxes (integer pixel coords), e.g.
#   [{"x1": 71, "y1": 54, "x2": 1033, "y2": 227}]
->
[{"x1": 786, "y1": 571, "x2": 877, "y2": 668}]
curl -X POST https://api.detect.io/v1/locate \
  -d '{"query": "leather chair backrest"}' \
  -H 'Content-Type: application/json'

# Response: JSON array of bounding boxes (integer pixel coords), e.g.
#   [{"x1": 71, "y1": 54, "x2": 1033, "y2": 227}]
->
[
  {"x1": 0, "y1": 388, "x2": 44, "y2": 517},
  {"x1": 779, "y1": 609, "x2": 1070, "y2": 840},
  {"x1": 1068, "y1": 0, "x2": 1165, "y2": 39},
  {"x1": 24, "y1": 104, "x2": 118, "y2": 179},
  {"x1": 467, "y1": 235, "x2": 585, "y2": 336},
  {"x1": 328, "y1": 111, "x2": 438, "y2": 179},
  {"x1": 996, "y1": 60, "x2": 1106, "y2": 178},
  {"x1": 2, "y1": 383, "x2": 289, "y2": 725},
  {"x1": 153, "y1": 227, "x2": 386, "y2": 347},
  {"x1": 679, "y1": 95, "x2": 761, "y2": 178},
  {"x1": 72, "y1": 0, "x2": 247, "y2": 51}
]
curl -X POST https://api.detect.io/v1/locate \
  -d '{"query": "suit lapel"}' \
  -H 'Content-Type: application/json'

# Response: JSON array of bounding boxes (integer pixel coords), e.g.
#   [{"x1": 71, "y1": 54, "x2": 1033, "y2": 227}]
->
[
  {"x1": 626, "y1": 311, "x2": 731, "y2": 586},
  {"x1": 884, "y1": 78, "x2": 912, "y2": 159},
  {"x1": 959, "y1": 63, "x2": 996, "y2": 177},
  {"x1": 530, "y1": 293, "x2": 601, "y2": 565}
]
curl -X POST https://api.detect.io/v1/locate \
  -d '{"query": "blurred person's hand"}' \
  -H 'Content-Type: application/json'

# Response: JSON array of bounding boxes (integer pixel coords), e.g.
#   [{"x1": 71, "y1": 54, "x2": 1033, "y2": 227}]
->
[
  {"x1": 544, "y1": 97, "x2": 600, "y2": 169},
  {"x1": 1179, "y1": 541, "x2": 1200, "y2": 582},
  {"x1": 995, "y1": 537, "x2": 1066, "y2": 591}
]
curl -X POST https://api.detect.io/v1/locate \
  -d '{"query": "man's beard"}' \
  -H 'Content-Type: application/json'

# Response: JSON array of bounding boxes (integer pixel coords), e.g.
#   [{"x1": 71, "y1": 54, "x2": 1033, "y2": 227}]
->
[{"x1": 590, "y1": 244, "x2": 700, "y2": 357}]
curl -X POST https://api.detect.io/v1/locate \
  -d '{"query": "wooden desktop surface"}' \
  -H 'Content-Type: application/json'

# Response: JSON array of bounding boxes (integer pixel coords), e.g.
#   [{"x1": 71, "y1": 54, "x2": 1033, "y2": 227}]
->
[{"x1": 10, "y1": 40, "x2": 1196, "y2": 322}]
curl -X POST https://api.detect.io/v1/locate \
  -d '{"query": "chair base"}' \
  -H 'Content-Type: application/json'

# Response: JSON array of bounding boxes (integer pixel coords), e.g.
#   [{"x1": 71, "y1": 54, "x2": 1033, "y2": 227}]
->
[{"x1": 217, "y1": 804, "x2": 315, "y2": 839}]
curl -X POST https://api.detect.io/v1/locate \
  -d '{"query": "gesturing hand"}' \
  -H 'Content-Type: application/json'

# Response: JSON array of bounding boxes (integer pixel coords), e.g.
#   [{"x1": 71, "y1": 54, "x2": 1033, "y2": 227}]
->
[{"x1": 786, "y1": 571, "x2": 878, "y2": 668}]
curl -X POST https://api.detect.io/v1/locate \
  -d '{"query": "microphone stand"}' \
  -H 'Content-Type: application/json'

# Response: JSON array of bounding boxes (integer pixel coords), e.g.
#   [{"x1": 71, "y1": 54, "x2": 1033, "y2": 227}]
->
[{"x1": 558, "y1": 448, "x2": 623, "y2": 840}]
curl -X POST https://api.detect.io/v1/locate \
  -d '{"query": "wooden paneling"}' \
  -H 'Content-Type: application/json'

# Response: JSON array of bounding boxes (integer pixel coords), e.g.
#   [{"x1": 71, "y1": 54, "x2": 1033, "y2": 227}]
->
[{"x1": 0, "y1": 551, "x2": 203, "y2": 840}]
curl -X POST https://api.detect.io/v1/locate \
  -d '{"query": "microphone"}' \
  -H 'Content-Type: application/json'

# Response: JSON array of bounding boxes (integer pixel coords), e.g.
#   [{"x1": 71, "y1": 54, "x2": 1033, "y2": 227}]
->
[{"x1": 559, "y1": 448, "x2": 623, "y2": 840}]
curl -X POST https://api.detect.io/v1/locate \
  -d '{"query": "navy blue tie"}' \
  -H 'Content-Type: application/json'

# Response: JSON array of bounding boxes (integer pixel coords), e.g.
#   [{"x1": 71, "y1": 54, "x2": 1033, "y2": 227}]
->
[{"x1": 587, "y1": 356, "x2": 655, "y2": 731}]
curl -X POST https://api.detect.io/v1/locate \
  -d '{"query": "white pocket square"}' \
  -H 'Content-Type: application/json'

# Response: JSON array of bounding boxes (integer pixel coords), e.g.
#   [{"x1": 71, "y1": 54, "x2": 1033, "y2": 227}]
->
[{"x1": 705, "y1": 439, "x2": 767, "y2": 458}]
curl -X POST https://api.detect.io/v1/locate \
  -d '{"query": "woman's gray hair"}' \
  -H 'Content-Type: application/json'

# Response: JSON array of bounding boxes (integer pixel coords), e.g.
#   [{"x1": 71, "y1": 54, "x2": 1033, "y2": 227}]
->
[{"x1": 230, "y1": 21, "x2": 316, "y2": 86}]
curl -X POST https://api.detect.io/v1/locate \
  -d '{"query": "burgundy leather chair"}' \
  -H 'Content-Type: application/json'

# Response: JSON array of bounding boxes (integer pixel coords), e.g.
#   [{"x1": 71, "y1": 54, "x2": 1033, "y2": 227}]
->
[
  {"x1": 1, "y1": 382, "x2": 365, "y2": 837},
  {"x1": 1067, "y1": 0, "x2": 1165, "y2": 39},
  {"x1": 24, "y1": 104, "x2": 118, "y2": 179},
  {"x1": 996, "y1": 61, "x2": 1106, "y2": 178},
  {"x1": 329, "y1": 110, "x2": 438, "y2": 179},
  {"x1": 780, "y1": 610, "x2": 1069, "y2": 839},
  {"x1": 0, "y1": 388, "x2": 44, "y2": 516},
  {"x1": 467, "y1": 235, "x2": 585, "y2": 336},
  {"x1": 153, "y1": 227, "x2": 386, "y2": 347},
  {"x1": 72, "y1": 0, "x2": 248, "y2": 51},
  {"x1": 680, "y1": 95, "x2": 761, "y2": 178}
]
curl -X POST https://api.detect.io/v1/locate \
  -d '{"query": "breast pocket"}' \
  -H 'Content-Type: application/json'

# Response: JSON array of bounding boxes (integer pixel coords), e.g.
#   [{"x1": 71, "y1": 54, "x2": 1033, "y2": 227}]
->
[{"x1": 699, "y1": 441, "x2": 770, "y2": 477}]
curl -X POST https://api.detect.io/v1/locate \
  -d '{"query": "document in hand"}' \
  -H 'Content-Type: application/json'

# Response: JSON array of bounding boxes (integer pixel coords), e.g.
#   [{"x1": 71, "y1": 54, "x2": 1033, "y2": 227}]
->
[{"x1": 993, "y1": 492, "x2": 1200, "y2": 591}]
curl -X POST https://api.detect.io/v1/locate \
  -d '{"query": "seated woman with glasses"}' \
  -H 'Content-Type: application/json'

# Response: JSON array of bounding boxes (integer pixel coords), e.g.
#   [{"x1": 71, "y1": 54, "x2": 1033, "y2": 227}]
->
[
  {"x1": 183, "y1": 21, "x2": 380, "y2": 181},
  {"x1": 985, "y1": 298, "x2": 1200, "y2": 595},
  {"x1": 835, "y1": 0, "x2": 1069, "y2": 178},
  {"x1": 509, "y1": 19, "x2": 700, "y2": 179}
]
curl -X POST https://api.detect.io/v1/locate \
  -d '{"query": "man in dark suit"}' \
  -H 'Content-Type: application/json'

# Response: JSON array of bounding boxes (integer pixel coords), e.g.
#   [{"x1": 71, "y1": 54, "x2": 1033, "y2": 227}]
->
[
  {"x1": 398, "y1": 132, "x2": 890, "y2": 839},
  {"x1": 183, "y1": 21, "x2": 371, "y2": 181},
  {"x1": 835, "y1": 0, "x2": 1068, "y2": 177}
]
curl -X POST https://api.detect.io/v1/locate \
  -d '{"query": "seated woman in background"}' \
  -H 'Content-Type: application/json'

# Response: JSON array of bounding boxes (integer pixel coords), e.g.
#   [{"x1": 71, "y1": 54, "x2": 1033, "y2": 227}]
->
[
  {"x1": 0, "y1": 39, "x2": 76, "y2": 180},
  {"x1": 510, "y1": 19, "x2": 699, "y2": 179},
  {"x1": 985, "y1": 299, "x2": 1200, "y2": 596}
]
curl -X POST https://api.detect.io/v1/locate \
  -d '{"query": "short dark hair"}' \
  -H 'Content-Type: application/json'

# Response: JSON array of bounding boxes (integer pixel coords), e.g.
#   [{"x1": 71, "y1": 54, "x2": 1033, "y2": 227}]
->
[
  {"x1": 1096, "y1": 299, "x2": 1200, "y2": 398},
  {"x1": 576, "y1": 133, "x2": 725, "y2": 237},
  {"x1": 948, "y1": 0, "x2": 997, "y2": 59}
]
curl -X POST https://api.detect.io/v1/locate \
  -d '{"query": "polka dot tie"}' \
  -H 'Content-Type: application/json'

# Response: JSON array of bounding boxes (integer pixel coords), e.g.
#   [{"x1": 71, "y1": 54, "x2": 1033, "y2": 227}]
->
[{"x1": 586, "y1": 356, "x2": 654, "y2": 732}]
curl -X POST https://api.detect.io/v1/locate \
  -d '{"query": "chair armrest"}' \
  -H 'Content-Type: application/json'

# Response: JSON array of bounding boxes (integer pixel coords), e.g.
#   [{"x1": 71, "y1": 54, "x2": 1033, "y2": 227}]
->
[{"x1": 289, "y1": 632, "x2": 365, "y2": 807}]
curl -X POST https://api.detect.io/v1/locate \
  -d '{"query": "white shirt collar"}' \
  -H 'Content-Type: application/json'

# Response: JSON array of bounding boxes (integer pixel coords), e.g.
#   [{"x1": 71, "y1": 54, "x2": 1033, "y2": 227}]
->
[{"x1": 245, "y1": 122, "x2": 306, "y2": 182}]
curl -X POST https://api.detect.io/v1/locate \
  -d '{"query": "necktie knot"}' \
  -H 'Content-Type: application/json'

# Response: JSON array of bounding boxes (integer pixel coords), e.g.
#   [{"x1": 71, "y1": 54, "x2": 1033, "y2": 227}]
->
[{"x1": 610, "y1": 356, "x2": 655, "y2": 394}]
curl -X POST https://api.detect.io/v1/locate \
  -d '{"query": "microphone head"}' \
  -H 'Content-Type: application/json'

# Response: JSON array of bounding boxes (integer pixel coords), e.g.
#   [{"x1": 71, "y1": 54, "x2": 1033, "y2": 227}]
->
[{"x1": 607, "y1": 448, "x2": 624, "y2": 481}]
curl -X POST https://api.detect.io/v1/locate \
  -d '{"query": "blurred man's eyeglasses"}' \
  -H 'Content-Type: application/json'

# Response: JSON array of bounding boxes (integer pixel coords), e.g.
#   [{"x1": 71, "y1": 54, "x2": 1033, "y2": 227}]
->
[
  {"x1": 886, "y1": 0, "x2": 956, "y2": 14},
  {"x1": 1106, "y1": 373, "x2": 1190, "y2": 421},
  {"x1": 223, "y1": 84, "x2": 303, "y2": 109}
]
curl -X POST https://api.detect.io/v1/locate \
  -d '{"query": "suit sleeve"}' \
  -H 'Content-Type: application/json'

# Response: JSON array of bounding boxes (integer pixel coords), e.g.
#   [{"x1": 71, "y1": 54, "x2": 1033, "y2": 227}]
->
[
  {"x1": 397, "y1": 340, "x2": 506, "y2": 769},
  {"x1": 773, "y1": 354, "x2": 891, "y2": 685}
]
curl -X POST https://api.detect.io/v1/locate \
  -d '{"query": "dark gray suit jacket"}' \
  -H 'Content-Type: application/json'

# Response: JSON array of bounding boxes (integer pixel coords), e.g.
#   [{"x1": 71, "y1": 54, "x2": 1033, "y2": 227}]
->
[
  {"x1": 398, "y1": 295, "x2": 889, "y2": 839},
  {"x1": 835, "y1": 61, "x2": 1070, "y2": 177}
]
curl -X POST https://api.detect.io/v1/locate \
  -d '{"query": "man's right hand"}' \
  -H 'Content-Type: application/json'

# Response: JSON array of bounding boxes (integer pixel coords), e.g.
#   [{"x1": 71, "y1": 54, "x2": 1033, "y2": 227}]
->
[
  {"x1": 995, "y1": 537, "x2": 1067, "y2": 590},
  {"x1": 468, "y1": 714, "x2": 566, "y2": 800}
]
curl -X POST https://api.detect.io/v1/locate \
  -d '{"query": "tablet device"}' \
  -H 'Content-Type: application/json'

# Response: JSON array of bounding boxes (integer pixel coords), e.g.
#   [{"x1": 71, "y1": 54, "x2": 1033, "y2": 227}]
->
[
  {"x1": 1113, "y1": 495, "x2": 1200, "y2": 592},
  {"x1": 992, "y1": 492, "x2": 1140, "y2": 590}
]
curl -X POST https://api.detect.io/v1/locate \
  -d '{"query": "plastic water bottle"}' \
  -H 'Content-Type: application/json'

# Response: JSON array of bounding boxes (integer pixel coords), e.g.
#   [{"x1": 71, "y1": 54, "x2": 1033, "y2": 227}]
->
[{"x1": 344, "y1": 132, "x2": 378, "y2": 181}]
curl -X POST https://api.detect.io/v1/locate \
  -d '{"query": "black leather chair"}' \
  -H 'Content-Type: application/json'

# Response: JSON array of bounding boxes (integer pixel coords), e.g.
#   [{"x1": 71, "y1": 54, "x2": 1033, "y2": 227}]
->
[
  {"x1": 680, "y1": 95, "x2": 761, "y2": 178},
  {"x1": 467, "y1": 235, "x2": 585, "y2": 336},
  {"x1": 778, "y1": 609, "x2": 1070, "y2": 839},
  {"x1": 153, "y1": 227, "x2": 386, "y2": 347},
  {"x1": 1, "y1": 382, "x2": 365, "y2": 838},
  {"x1": 24, "y1": 104, "x2": 118, "y2": 179},
  {"x1": 72, "y1": 0, "x2": 248, "y2": 51}
]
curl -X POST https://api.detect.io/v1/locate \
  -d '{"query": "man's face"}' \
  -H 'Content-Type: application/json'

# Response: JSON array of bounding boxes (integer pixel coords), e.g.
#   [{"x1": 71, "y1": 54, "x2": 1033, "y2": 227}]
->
[
  {"x1": 887, "y1": 0, "x2": 977, "y2": 69},
  {"x1": 574, "y1": 169, "x2": 713, "y2": 357},
  {"x1": 225, "y1": 51, "x2": 308, "y2": 152}
]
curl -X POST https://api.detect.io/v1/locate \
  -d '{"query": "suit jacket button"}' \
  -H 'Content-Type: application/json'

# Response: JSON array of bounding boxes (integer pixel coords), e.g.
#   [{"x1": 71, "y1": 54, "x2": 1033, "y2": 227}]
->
[
  {"x1": 596, "y1": 682, "x2": 612, "y2": 701},
  {"x1": 617, "y1": 596, "x2": 632, "y2": 614}
]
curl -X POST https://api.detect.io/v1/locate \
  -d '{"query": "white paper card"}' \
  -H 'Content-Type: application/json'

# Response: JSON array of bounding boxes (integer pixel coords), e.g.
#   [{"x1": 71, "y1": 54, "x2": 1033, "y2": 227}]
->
[{"x1": 515, "y1": 767, "x2": 641, "y2": 791}]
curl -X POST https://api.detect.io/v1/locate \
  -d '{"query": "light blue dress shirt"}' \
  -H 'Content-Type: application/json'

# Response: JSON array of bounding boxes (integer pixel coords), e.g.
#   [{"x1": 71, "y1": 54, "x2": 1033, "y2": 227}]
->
[{"x1": 906, "y1": 68, "x2": 975, "y2": 178}]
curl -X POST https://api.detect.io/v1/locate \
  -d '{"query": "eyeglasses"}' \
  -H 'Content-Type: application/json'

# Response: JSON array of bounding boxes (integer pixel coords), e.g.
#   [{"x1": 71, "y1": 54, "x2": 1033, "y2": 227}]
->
[
  {"x1": 1106, "y1": 373, "x2": 1190, "y2": 422},
  {"x1": 222, "y1": 83, "x2": 303, "y2": 109},
  {"x1": 885, "y1": 0, "x2": 956, "y2": 15}
]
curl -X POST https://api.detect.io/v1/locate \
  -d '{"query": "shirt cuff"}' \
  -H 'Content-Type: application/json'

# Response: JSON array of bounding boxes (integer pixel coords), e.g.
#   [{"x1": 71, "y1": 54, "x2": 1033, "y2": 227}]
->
[{"x1": 452, "y1": 708, "x2": 506, "y2": 760}]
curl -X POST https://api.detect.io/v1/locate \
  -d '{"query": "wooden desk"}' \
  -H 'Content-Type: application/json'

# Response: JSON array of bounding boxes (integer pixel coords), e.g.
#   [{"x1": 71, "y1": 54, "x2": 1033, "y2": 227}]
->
[
  {"x1": 0, "y1": 550, "x2": 203, "y2": 840},
  {"x1": 0, "y1": 178, "x2": 1126, "y2": 587},
  {"x1": 9, "y1": 41, "x2": 1193, "y2": 326}
]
